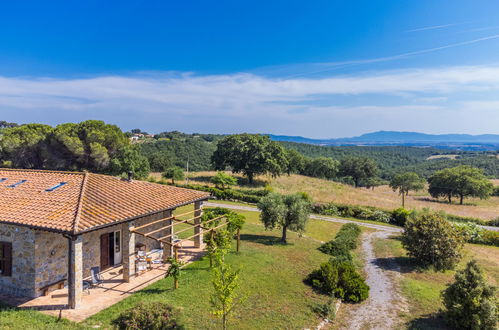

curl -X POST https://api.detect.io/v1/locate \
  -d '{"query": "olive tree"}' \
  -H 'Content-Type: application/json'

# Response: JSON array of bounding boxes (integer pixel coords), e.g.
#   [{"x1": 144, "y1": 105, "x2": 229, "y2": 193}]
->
[
  {"x1": 401, "y1": 210, "x2": 465, "y2": 271},
  {"x1": 257, "y1": 193, "x2": 311, "y2": 243}
]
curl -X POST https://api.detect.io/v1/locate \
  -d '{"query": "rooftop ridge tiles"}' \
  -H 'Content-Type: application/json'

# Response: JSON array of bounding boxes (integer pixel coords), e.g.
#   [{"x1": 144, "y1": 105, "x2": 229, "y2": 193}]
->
[
  {"x1": 72, "y1": 171, "x2": 89, "y2": 235},
  {"x1": 0, "y1": 168, "x2": 85, "y2": 175}
]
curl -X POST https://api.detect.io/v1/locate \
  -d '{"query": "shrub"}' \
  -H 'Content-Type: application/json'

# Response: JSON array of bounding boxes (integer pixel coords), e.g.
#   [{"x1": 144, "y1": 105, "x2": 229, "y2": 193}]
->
[
  {"x1": 306, "y1": 259, "x2": 369, "y2": 303},
  {"x1": 402, "y1": 210, "x2": 465, "y2": 271},
  {"x1": 319, "y1": 223, "x2": 361, "y2": 257},
  {"x1": 453, "y1": 222, "x2": 485, "y2": 244},
  {"x1": 371, "y1": 210, "x2": 391, "y2": 223},
  {"x1": 318, "y1": 241, "x2": 352, "y2": 260},
  {"x1": 391, "y1": 208, "x2": 411, "y2": 226},
  {"x1": 442, "y1": 260, "x2": 498, "y2": 330},
  {"x1": 113, "y1": 302, "x2": 183, "y2": 330}
]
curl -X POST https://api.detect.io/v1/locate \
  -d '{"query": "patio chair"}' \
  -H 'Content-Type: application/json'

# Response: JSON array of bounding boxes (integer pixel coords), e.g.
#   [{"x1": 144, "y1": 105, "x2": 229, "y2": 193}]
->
[
  {"x1": 172, "y1": 234, "x2": 182, "y2": 247},
  {"x1": 86, "y1": 266, "x2": 104, "y2": 290}
]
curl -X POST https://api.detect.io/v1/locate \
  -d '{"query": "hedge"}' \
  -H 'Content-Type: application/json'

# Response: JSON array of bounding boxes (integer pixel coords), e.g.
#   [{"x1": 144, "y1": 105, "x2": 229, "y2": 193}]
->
[{"x1": 319, "y1": 223, "x2": 362, "y2": 259}]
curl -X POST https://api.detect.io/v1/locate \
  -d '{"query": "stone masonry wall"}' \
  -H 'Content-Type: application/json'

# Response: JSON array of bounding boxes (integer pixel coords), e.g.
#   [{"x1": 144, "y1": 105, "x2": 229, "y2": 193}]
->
[
  {"x1": 0, "y1": 224, "x2": 36, "y2": 297},
  {"x1": 80, "y1": 210, "x2": 171, "y2": 278},
  {"x1": 34, "y1": 231, "x2": 68, "y2": 296}
]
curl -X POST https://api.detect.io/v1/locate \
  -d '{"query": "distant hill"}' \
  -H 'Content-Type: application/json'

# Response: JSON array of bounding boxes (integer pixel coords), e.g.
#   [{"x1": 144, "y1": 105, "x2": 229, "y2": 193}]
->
[{"x1": 269, "y1": 131, "x2": 499, "y2": 150}]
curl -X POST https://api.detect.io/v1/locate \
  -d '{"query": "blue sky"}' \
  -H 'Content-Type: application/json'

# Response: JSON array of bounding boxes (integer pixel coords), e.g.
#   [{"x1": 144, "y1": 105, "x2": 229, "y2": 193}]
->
[{"x1": 1, "y1": 1, "x2": 499, "y2": 138}]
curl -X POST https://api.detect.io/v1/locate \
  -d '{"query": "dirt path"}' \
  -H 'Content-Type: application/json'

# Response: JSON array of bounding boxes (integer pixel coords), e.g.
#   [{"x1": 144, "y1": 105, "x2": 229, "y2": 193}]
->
[{"x1": 340, "y1": 231, "x2": 408, "y2": 330}]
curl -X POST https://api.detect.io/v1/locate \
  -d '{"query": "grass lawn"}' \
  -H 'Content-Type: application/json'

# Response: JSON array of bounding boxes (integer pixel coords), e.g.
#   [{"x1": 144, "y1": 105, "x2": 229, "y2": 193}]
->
[
  {"x1": 0, "y1": 205, "x2": 349, "y2": 329},
  {"x1": 372, "y1": 235, "x2": 499, "y2": 329}
]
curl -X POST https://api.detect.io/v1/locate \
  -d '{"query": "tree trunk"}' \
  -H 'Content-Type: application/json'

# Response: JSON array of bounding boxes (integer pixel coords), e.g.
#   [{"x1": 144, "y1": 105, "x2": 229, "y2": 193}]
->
[
  {"x1": 236, "y1": 228, "x2": 240, "y2": 253},
  {"x1": 448, "y1": 194, "x2": 452, "y2": 203},
  {"x1": 354, "y1": 178, "x2": 359, "y2": 188},
  {"x1": 281, "y1": 225, "x2": 287, "y2": 243},
  {"x1": 460, "y1": 194, "x2": 464, "y2": 205},
  {"x1": 247, "y1": 173, "x2": 254, "y2": 184},
  {"x1": 172, "y1": 178, "x2": 175, "y2": 184},
  {"x1": 402, "y1": 192, "x2": 405, "y2": 208}
]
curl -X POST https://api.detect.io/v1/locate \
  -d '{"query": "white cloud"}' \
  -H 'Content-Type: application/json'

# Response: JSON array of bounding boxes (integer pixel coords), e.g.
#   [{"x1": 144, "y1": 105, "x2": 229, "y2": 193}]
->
[{"x1": 0, "y1": 65, "x2": 499, "y2": 137}]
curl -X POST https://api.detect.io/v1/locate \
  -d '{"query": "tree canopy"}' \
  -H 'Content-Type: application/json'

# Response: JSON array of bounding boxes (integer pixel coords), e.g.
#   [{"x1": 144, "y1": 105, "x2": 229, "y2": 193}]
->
[
  {"x1": 389, "y1": 172, "x2": 425, "y2": 207},
  {"x1": 162, "y1": 167, "x2": 185, "y2": 184},
  {"x1": 212, "y1": 134, "x2": 288, "y2": 184},
  {"x1": 0, "y1": 120, "x2": 149, "y2": 178},
  {"x1": 257, "y1": 192, "x2": 311, "y2": 243},
  {"x1": 302, "y1": 157, "x2": 339, "y2": 180},
  {"x1": 428, "y1": 165, "x2": 494, "y2": 204},
  {"x1": 338, "y1": 156, "x2": 379, "y2": 187}
]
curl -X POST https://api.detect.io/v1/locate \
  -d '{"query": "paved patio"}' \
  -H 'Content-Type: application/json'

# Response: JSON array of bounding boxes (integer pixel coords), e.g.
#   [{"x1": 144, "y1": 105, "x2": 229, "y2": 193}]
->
[{"x1": 0, "y1": 241, "x2": 205, "y2": 322}]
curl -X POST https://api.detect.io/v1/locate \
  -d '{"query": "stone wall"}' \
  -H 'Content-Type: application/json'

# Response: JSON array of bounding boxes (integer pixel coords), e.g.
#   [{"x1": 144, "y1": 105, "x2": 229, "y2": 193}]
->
[
  {"x1": 34, "y1": 231, "x2": 68, "y2": 296},
  {"x1": 81, "y1": 223, "x2": 122, "y2": 278},
  {"x1": 0, "y1": 224, "x2": 36, "y2": 297}
]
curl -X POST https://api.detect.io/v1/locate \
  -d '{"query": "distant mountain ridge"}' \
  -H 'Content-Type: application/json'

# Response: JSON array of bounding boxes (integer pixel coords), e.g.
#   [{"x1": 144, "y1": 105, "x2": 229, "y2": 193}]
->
[{"x1": 268, "y1": 131, "x2": 499, "y2": 150}]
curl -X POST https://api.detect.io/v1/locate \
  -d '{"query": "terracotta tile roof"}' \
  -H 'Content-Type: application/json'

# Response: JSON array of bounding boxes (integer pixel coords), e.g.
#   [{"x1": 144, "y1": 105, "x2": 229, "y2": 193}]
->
[{"x1": 0, "y1": 169, "x2": 209, "y2": 234}]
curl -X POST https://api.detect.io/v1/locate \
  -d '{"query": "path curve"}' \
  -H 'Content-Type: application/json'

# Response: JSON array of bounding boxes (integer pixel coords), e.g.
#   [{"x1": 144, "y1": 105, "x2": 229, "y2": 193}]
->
[{"x1": 341, "y1": 231, "x2": 408, "y2": 330}]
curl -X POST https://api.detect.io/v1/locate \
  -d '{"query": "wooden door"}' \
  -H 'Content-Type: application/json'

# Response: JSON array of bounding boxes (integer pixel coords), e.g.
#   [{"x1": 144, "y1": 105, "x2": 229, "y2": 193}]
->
[{"x1": 100, "y1": 234, "x2": 110, "y2": 270}]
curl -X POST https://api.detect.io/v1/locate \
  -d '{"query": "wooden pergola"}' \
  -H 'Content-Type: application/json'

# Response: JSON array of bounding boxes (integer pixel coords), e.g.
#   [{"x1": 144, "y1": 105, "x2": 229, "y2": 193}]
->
[{"x1": 129, "y1": 206, "x2": 239, "y2": 264}]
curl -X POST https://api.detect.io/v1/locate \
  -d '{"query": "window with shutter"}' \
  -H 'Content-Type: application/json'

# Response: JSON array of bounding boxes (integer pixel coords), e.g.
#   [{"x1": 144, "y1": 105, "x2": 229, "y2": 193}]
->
[{"x1": 0, "y1": 242, "x2": 12, "y2": 277}]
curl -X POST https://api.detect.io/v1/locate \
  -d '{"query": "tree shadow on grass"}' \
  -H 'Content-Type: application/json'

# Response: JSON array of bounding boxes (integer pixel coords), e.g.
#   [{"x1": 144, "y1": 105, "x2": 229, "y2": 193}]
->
[
  {"x1": 188, "y1": 176, "x2": 213, "y2": 184},
  {"x1": 413, "y1": 197, "x2": 476, "y2": 206},
  {"x1": 139, "y1": 288, "x2": 171, "y2": 295},
  {"x1": 239, "y1": 233, "x2": 291, "y2": 246},
  {"x1": 373, "y1": 256, "x2": 422, "y2": 274},
  {"x1": 406, "y1": 312, "x2": 449, "y2": 330}
]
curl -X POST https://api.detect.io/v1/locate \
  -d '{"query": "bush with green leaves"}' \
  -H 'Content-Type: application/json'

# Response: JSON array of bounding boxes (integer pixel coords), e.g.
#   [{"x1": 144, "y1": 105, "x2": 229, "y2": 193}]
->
[
  {"x1": 210, "y1": 171, "x2": 238, "y2": 189},
  {"x1": 306, "y1": 259, "x2": 369, "y2": 303},
  {"x1": 371, "y1": 210, "x2": 391, "y2": 223},
  {"x1": 319, "y1": 223, "x2": 361, "y2": 257},
  {"x1": 402, "y1": 210, "x2": 465, "y2": 270},
  {"x1": 453, "y1": 222, "x2": 486, "y2": 244},
  {"x1": 112, "y1": 302, "x2": 183, "y2": 330},
  {"x1": 391, "y1": 207, "x2": 411, "y2": 226},
  {"x1": 441, "y1": 260, "x2": 498, "y2": 330}
]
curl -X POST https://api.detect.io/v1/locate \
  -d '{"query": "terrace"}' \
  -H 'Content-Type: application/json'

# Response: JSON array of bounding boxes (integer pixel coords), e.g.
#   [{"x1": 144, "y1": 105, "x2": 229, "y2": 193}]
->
[{"x1": 1, "y1": 240, "x2": 205, "y2": 322}]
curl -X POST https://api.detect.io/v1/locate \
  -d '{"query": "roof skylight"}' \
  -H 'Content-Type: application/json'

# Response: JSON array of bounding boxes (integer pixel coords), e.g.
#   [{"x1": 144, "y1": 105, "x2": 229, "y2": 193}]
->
[
  {"x1": 7, "y1": 180, "x2": 27, "y2": 188},
  {"x1": 45, "y1": 182, "x2": 67, "y2": 192}
]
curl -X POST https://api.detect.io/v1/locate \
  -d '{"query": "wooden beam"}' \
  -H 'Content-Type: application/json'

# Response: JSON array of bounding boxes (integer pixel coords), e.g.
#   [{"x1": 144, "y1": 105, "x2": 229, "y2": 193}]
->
[
  {"x1": 142, "y1": 216, "x2": 199, "y2": 237},
  {"x1": 130, "y1": 209, "x2": 197, "y2": 232},
  {"x1": 176, "y1": 221, "x2": 229, "y2": 245}
]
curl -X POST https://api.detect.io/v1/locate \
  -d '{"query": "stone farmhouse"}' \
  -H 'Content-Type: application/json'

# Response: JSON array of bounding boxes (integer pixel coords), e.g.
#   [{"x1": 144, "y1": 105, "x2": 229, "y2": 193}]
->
[{"x1": 0, "y1": 168, "x2": 209, "y2": 310}]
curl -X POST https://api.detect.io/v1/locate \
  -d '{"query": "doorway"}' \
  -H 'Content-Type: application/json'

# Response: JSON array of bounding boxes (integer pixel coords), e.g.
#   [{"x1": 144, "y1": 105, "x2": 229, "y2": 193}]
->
[{"x1": 100, "y1": 231, "x2": 122, "y2": 270}]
